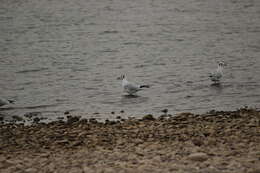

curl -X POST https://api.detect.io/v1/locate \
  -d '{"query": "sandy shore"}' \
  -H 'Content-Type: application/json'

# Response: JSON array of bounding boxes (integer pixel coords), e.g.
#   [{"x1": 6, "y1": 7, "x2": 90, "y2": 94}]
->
[{"x1": 0, "y1": 108, "x2": 259, "y2": 173}]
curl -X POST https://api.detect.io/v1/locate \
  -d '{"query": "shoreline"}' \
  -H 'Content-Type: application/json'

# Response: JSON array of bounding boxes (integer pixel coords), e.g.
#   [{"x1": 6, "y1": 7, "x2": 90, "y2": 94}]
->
[
  {"x1": 0, "y1": 107, "x2": 259, "y2": 172},
  {"x1": 1, "y1": 106, "x2": 259, "y2": 125}
]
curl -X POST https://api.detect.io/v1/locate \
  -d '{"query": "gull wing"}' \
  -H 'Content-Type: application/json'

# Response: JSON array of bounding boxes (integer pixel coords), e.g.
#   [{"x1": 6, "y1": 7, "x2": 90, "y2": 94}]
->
[
  {"x1": 124, "y1": 82, "x2": 141, "y2": 94},
  {"x1": 209, "y1": 71, "x2": 222, "y2": 81}
]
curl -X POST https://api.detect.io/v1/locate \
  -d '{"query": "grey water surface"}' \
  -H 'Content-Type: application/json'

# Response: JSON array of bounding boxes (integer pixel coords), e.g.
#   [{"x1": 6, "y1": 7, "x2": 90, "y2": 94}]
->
[{"x1": 0, "y1": 0, "x2": 260, "y2": 121}]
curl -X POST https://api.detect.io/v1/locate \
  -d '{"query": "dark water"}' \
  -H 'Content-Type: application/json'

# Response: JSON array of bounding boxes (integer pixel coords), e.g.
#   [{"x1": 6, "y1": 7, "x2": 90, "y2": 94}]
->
[{"x1": 0, "y1": 0, "x2": 260, "y2": 121}]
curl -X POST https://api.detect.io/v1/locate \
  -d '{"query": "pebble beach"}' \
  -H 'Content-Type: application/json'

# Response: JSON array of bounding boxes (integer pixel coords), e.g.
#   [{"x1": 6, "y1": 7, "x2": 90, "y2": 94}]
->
[{"x1": 0, "y1": 107, "x2": 259, "y2": 173}]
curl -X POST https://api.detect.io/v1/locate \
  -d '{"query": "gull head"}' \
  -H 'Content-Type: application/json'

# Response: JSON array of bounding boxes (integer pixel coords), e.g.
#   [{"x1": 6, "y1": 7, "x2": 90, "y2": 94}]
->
[
  {"x1": 117, "y1": 74, "x2": 126, "y2": 80},
  {"x1": 218, "y1": 61, "x2": 226, "y2": 67}
]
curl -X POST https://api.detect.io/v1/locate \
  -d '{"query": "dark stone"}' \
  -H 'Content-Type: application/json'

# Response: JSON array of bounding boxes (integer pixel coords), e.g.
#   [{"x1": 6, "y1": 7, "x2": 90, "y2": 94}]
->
[
  {"x1": 105, "y1": 119, "x2": 117, "y2": 125},
  {"x1": 161, "y1": 109, "x2": 168, "y2": 114},
  {"x1": 142, "y1": 114, "x2": 155, "y2": 121},
  {"x1": 208, "y1": 109, "x2": 216, "y2": 114},
  {"x1": 24, "y1": 112, "x2": 41, "y2": 119},
  {"x1": 67, "y1": 116, "x2": 80, "y2": 124},
  {"x1": 80, "y1": 118, "x2": 88, "y2": 123},
  {"x1": 89, "y1": 118, "x2": 98, "y2": 123},
  {"x1": 12, "y1": 115, "x2": 23, "y2": 122},
  {"x1": 33, "y1": 117, "x2": 40, "y2": 123}
]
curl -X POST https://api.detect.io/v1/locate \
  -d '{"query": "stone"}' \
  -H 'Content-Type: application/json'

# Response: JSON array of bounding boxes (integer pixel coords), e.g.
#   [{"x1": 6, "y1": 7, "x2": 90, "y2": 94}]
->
[
  {"x1": 24, "y1": 112, "x2": 41, "y2": 119},
  {"x1": 89, "y1": 118, "x2": 97, "y2": 123},
  {"x1": 188, "y1": 153, "x2": 208, "y2": 162},
  {"x1": 55, "y1": 139, "x2": 69, "y2": 145},
  {"x1": 161, "y1": 109, "x2": 168, "y2": 114},
  {"x1": 67, "y1": 116, "x2": 80, "y2": 124},
  {"x1": 12, "y1": 115, "x2": 23, "y2": 122},
  {"x1": 142, "y1": 114, "x2": 155, "y2": 121},
  {"x1": 33, "y1": 117, "x2": 40, "y2": 123},
  {"x1": 25, "y1": 168, "x2": 38, "y2": 173},
  {"x1": 64, "y1": 111, "x2": 70, "y2": 115}
]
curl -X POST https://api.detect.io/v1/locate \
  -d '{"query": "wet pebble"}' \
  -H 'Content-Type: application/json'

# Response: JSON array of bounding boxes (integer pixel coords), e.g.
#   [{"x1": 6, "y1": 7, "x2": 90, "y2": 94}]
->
[
  {"x1": 105, "y1": 119, "x2": 117, "y2": 125},
  {"x1": 33, "y1": 117, "x2": 40, "y2": 124},
  {"x1": 64, "y1": 111, "x2": 70, "y2": 115},
  {"x1": 89, "y1": 118, "x2": 98, "y2": 123},
  {"x1": 24, "y1": 112, "x2": 41, "y2": 119},
  {"x1": 142, "y1": 114, "x2": 155, "y2": 121},
  {"x1": 12, "y1": 115, "x2": 23, "y2": 122},
  {"x1": 161, "y1": 109, "x2": 168, "y2": 114},
  {"x1": 67, "y1": 116, "x2": 81, "y2": 124}
]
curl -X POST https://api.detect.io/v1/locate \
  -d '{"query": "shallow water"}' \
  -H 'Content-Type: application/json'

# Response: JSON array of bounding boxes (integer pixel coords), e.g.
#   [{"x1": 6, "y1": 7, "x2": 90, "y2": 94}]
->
[{"x1": 0, "y1": 0, "x2": 260, "y2": 121}]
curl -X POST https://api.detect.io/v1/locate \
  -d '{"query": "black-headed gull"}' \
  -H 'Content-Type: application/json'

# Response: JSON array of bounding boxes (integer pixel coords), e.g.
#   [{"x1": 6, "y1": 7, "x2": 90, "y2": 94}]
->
[
  {"x1": 0, "y1": 98, "x2": 14, "y2": 107},
  {"x1": 118, "y1": 75, "x2": 150, "y2": 95},
  {"x1": 209, "y1": 61, "x2": 226, "y2": 83}
]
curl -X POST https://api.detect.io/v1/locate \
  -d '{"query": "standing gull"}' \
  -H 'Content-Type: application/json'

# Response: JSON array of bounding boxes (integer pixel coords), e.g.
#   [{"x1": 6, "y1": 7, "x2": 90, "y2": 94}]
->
[
  {"x1": 118, "y1": 75, "x2": 150, "y2": 95},
  {"x1": 209, "y1": 61, "x2": 226, "y2": 84}
]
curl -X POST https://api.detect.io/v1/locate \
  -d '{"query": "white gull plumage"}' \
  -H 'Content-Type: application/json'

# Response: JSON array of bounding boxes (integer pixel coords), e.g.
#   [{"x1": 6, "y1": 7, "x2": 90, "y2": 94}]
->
[
  {"x1": 209, "y1": 61, "x2": 226, "y2": 83},
  {"x1": 118, "y1": 75, "x2": 149, "y2": 95}
]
